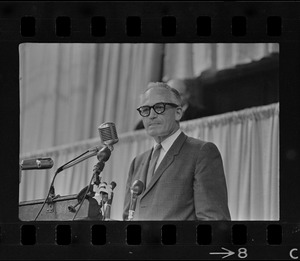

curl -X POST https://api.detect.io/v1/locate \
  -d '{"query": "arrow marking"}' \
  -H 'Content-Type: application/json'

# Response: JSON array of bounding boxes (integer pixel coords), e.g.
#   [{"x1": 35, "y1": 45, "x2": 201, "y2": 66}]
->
[{"x1": 209, "y1": 247, "x2": 235, "y2": 259}]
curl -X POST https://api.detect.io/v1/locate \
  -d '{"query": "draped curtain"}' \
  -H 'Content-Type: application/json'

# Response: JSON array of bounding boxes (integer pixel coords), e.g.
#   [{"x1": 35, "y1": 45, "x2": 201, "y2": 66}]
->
[
  {"x1": 19, "y1": 43, "x2": 164, "y2": 155},
  {"x1": 162, "y1": 43, "x2": 279, "y2": 81},
  {"x1": 20, "y1": 43, "x2": 279, "y2": 155},
  {"x1": 20, "y1": 103, "x2": 279, "y2": 221}
]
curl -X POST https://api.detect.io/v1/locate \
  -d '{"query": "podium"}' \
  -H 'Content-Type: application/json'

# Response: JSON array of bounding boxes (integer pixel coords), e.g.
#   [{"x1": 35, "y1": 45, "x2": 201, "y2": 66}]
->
[{"x1": 19, "y1": 194, "x2": 103, "y2": 221}]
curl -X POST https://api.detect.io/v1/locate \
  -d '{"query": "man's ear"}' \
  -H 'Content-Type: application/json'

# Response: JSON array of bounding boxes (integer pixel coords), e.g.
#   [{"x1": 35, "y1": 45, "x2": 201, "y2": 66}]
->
[{"x1": 175, "y1": 107, "x2": 183, "y2": 121}]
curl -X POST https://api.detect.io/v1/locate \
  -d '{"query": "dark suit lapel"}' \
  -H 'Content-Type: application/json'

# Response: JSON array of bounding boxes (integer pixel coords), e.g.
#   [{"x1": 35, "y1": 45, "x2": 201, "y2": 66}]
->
[
  {"x1": 141, "y1": 132, "x2": 187, "y2": 199},
  {"x1": 138, "y1": 149, "x2": 152, "y2": 193}
]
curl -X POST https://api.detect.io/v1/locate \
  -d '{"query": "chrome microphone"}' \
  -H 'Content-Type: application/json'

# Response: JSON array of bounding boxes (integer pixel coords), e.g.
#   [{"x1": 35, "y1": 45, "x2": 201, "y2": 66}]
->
[
  {"x1": 21, "y1": 157, "x2": 54, "y2": 170},
  {"x1": 98, "y1": 122, "x2": 119, "y2": 151},
  {"x1": 60, "y1": 122, "x2": 118, "y2": 172},
  {"x1": 128, "y1": 180, "x2": 144, "y2": 221}
]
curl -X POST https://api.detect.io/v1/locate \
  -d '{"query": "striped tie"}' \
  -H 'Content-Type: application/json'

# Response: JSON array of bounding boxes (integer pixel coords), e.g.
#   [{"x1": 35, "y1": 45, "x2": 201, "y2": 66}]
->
[{"x1": 146, "y1": 143, "x2": 162, "y2": 187}]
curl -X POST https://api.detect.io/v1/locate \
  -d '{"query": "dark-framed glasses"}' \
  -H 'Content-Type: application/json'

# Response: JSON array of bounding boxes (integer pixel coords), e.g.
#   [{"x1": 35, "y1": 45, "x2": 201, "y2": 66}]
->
[{"x1": 137, "y1": 102, "x2": 179, "y2": 117}]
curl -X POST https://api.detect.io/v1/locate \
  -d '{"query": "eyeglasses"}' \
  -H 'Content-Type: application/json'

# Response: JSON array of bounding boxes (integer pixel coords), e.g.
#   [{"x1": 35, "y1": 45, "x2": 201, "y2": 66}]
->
[{"x1": 137, "y1": 102, "x2": 179, "y2": 117}]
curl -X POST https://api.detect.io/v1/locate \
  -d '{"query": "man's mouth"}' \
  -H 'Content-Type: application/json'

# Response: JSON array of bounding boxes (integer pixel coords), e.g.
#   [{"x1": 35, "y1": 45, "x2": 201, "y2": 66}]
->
[{"x1": 149, "y1": 122, "x2": 160, "y2": 127}]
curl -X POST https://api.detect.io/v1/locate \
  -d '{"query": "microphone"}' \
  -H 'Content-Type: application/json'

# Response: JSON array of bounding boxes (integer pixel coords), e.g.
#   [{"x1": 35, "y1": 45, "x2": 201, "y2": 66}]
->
[
  {"x1": 20, "y1": 157, "x2": 54, "y2": 170},
  {"x1": 91, "y1": 122, "x2": 118, "y2": 185},
  {"x1": 35, "y1": 123, "x2": 118, "y2": 221},
  {"x1": 109, "y1": 181, "x2": 117, "y2": 192},
  {"x1": 59, "y1": 122, "x2": 118, "y2": 172},
  {"x1": 104, "y1": 182, "x2": 117, "y2": 220},
  {"x1": 128, "y1": 180, "x2": 144, "y2": 221},
  {"x1": 98, "y1": 122, "x2": 119, "y2": 151}
]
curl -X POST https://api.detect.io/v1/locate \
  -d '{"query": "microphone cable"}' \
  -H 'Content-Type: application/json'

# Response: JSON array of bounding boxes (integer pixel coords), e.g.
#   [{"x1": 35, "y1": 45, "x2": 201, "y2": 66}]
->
[{"x1": 34, "y1": 150, "x2": 91, "y2": 221}]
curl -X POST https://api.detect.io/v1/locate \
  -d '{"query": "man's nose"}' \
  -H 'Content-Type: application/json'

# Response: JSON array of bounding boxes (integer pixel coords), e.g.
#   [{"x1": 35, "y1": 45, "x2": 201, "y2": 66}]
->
[{"x1": 148, "y1": 107, "x2": 158, "y2": 118}]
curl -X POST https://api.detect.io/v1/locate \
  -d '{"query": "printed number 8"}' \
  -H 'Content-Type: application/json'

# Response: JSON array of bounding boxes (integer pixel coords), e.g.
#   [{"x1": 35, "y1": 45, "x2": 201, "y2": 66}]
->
[{"x1": 238, "y1": 248, "x2": 248, "y2": 259}]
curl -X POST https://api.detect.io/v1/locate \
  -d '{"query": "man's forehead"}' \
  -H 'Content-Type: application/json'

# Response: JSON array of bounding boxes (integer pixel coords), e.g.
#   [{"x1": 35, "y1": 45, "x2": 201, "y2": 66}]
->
[
  {"x1": 145, "y1": 87, "x2": 171, "y2": 97},
  {"x1": 141, "y1": 87, "x2": 171, "y2": 103}
]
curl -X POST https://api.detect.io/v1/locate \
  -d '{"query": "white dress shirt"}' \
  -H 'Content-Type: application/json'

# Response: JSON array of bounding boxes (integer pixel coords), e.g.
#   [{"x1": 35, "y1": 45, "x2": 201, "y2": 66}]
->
[{"x1": 152, "y1": 128, "x2": 182, "y2": 172}]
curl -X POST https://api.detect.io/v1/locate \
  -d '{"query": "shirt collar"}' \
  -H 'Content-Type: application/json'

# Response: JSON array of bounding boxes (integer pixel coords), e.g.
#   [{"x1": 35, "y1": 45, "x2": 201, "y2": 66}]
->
[{"x1": 153, "y1": 128, "x2": 182, "y2": 153}]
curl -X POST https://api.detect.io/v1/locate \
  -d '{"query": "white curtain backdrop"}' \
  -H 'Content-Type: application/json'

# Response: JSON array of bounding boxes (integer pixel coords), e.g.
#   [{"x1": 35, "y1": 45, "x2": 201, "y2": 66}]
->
[
  {"x1": 20, "y1": 103, "x2": 279, "y2": 221},
  {"x1": 163, "y1": 43, "x2": 279, "y2": 81},
  {"x1": 20, "y1": 43, "x2": 278, "y2": 156},
  {"x1": 19, "y1": 43, "x2": 164, "y2": 155}
]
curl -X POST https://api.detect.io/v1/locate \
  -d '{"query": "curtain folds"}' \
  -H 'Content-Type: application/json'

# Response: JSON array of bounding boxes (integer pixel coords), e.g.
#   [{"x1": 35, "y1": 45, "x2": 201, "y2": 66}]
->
[
  {"x1": 19, "y1": 43, "x2": 164, "y2": 155},
  {"x1": 20, "y1": 43, "x2": 279, "y2": 156},
  {"x1": 163, "y1": 43, "x2": 279, "y2": 81},
  {"x1": 20, "y1": 103, "x2": 279, "y2": 221}
]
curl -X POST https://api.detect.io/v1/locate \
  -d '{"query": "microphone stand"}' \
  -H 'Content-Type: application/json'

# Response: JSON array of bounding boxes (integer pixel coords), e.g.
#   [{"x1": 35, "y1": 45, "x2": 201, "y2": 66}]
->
[
  {"x1": 71, "y1": 146, "x2": 111, "y2": 221},
  {"x1": 34, "y1": 148, "x2": 100, "y2": 221},
  {"x1": 71, "y1": 161, "x2": 105, "y2": 221}
]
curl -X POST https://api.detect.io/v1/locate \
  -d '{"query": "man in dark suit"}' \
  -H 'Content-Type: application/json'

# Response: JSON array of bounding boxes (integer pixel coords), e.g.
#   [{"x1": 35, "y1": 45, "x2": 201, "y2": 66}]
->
[
  {"x1": 134, "y1": 79, "x2": 207, "y2": 130},
  {"x1": 123, "y1": 82, "x2": 231, "y2": 221}
]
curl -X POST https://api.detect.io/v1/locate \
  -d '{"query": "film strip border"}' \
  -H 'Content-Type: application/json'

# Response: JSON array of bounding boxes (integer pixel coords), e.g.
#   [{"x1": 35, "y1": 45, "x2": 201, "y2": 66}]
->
[
  {"x1": 1, "y1": 1, "x2": 300, "y2": 260},
  {"x1": 1, "y1": 222, "x2": 300, "y2": 259},
  {"x1": 0, "y1": 1, "x2": 297, "y2": 41},
  {"x1": 0, "y1": 222, "x2": 286, "y2": 246},
  {"x1": 18, "y1": 15, "x2": 282, "y2": 39}
]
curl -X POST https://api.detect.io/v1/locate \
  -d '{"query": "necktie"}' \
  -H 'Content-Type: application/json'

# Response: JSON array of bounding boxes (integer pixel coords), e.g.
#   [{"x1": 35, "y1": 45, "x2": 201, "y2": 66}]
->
[{"x1": 146, "y1": 143, "x2": 162, "y2": 187}]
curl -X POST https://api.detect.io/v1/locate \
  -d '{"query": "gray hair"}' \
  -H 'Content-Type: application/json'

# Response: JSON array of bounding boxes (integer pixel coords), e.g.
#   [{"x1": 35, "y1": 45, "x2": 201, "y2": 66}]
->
[{"x1": 144, "y1": 82, "x2": 182, "y2": 105}]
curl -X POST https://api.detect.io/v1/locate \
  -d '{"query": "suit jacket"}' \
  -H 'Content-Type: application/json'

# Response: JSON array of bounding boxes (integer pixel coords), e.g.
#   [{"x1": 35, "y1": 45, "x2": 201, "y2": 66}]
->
[{"x1": 123, "y1": 132, "x2": 231, "y2": 221}]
